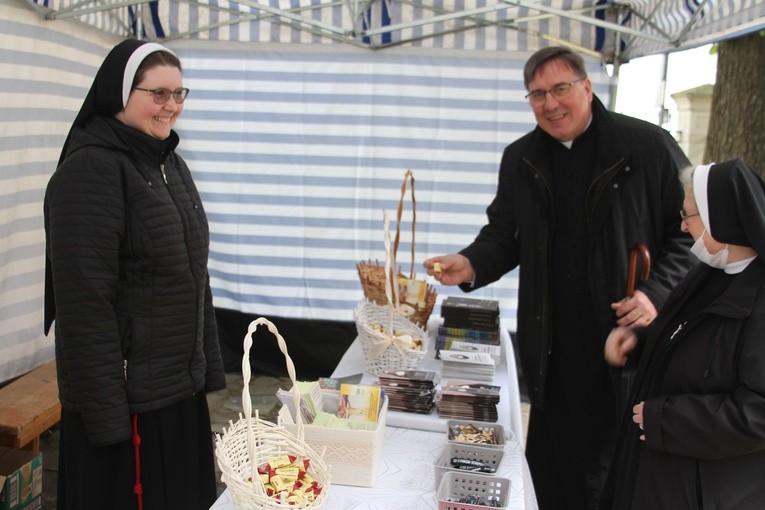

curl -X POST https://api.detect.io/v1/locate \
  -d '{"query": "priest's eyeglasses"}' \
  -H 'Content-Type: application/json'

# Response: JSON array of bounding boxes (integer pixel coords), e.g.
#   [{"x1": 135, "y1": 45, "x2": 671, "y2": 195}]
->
[
  {"x1": 525, "y1": 78, "x2": 585, "y2": 105},
  {"x1": 133, "y1": 87, "x2": 190, "y2": 105},
  {"x1": 680, "y1": 210, "x2": 700, "y2": 222}
]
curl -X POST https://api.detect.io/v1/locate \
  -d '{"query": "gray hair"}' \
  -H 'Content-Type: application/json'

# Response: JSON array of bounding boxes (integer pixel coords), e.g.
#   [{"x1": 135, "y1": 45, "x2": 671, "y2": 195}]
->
[
  {"x1": 523, "y1": 46, "x2": 588, "y2": 89},
  {"x1": 679, "y1": 165, "x2": 695, "y2": 191}
]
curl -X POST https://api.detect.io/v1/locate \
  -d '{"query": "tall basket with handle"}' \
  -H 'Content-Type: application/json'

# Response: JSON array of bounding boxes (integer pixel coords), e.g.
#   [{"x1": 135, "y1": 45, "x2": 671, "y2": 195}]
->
[
  {"x1": 215, "y1": 318, "x2": 332, "y2": 509},
  {"x1": 354, "y1": 209, "x2": 429, "y2": 375},
  {"x1": 356, "y1": 169, "x2": 436, "y2": 328}
]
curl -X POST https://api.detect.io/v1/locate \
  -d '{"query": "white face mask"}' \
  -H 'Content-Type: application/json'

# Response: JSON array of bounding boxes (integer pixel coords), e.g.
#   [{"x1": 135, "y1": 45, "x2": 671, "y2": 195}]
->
[{"x1": 690, "y1": 229, "x2": 729, "y2": 269}]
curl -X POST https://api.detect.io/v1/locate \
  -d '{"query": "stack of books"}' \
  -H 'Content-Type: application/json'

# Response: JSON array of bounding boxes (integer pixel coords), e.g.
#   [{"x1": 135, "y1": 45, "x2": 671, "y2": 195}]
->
[
  {"x1": 436, "y1": 379, "x2": 500, "y2": 422},
  {"x1": 436, "y1": 297, "x2": 501, "y2": 359},
  {"x1": 377, "y1": 369, "x2": 437, "y2": 414}
]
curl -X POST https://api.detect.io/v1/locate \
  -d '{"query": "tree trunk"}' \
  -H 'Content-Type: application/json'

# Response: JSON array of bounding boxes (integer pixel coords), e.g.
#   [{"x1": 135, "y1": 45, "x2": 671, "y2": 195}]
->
[{"x1": 704, "y1": 32, "x2": 765, "y2": 175}]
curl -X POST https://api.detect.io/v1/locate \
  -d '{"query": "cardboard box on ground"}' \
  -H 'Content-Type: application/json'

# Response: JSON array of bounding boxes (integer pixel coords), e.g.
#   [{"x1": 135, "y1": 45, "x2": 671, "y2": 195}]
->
[{"x1": 0, "y1": 447, "x2": 42, "y2": 510}]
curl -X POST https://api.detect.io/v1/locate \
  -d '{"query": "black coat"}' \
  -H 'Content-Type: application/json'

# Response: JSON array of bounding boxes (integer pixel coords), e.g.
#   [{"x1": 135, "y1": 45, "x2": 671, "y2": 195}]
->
[
  {"x1": 460, "y1": 95, "x2": 694, "y2": 409},
  {"x1": 606, "y1": 260, "x2": 765, "y2": 509},
  {"x1": 44, "y1": 116, "x2": 226, "y2": 446}
]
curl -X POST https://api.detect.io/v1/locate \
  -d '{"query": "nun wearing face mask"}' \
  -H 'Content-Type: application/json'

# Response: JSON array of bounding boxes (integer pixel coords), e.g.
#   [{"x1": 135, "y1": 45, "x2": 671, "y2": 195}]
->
[{"x1": 599, "y1": 158, "x2": 765, "y2": 509}]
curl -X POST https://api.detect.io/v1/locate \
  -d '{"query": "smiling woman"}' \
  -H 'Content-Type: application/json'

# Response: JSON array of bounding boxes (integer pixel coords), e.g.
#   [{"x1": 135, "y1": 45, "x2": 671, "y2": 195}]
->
[
  {"x1": 44, "y1": 40, "x2": 225, "y2": 510},
  {"x1": 114, "y1": 53, "x2": 187, "y2": 140}
]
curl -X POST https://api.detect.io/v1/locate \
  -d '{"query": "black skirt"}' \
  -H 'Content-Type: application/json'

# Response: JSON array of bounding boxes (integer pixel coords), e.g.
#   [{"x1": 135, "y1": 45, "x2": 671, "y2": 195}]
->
[{"x1": 57, "y1": 393, "x2": 217, "y2": 510}]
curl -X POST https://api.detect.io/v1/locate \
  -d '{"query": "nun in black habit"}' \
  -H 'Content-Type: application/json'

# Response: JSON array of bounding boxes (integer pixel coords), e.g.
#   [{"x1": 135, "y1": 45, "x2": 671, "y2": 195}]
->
[
  {"x1": 44, "y1": 40, "x2": 225, "y2": 510},
  {"x1": 600, "y1": 158, "x2": 765, "y2": 509}
]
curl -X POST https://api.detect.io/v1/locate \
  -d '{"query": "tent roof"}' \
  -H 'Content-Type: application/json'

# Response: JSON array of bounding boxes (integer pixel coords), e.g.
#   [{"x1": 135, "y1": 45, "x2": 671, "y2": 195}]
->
[{"x1": 25, "y1": 0, "x2": 765, "y2": 62}]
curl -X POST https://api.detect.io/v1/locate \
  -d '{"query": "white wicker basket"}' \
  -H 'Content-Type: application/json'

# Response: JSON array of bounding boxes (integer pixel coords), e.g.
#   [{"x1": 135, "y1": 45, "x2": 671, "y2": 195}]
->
[
  {"x1": 354, "y1": 299, "x2": 428, "y2": 375},
  {"x1": 215, "y1": 318, "x2": 332, "y2": 509},
  {"x1": 354, "y1": 208, "x2": 428, "y2": 375}
]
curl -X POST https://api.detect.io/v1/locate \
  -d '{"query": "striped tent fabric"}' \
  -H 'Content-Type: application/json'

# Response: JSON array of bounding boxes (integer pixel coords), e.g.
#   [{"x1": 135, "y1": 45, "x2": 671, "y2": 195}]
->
[
  {"x1": 618, "y1": 0, "x2": 765, "y2": 59},
  {"x1": 25, "y1": 0, "x2": 765, "y2": 60},
  {"x1": 174, "y1": 41, "x2": 611, "y2": 326},
  {"x1": 0, "y1": 1, "x2": 123, "y2": 381},
  {"x1": 1, "y1": 0, "x2": 617, "y2": 382}
]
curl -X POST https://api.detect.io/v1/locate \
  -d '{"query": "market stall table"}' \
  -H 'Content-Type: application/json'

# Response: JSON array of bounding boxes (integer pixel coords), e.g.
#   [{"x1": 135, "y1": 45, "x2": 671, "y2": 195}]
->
[
  {"x1": 333, "y1": 317, "x2": 525, "y2": 443},
  {"x1": 210, "y1": 317, "x2": 538, "y2": 509},
  {"x1": 212, "y1": 425, "x2": 533, "y2": 509}
]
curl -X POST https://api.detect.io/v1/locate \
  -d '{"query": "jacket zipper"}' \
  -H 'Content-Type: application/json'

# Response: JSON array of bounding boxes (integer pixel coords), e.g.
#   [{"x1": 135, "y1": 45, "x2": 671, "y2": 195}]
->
[
  {"x1": 160, "y1": 163, "x2": 168, "y2": 184},
  {"x1": 584, "y1": 157, "x2": 626, "y2": 231},
  {"x1": 522, "y1": 158, "x2": 555, "y2": 374},
  {"x1": 123, "y1": 359, "x2": 128, "y2": 380}
]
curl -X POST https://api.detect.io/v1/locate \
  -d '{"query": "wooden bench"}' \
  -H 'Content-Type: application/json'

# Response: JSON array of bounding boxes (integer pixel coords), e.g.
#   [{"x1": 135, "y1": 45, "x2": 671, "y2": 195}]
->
[{"x1": 0, "y1": 360, "x2": 61, "y2": 452}]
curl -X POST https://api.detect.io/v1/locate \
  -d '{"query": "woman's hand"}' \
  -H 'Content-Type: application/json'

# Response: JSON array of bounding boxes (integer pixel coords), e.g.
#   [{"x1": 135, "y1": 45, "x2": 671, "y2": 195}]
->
[
  {"x1": 604, "y1": 327, "x2": 638, "y2": 367},
  {"x1": 422, "y1": 254, "x2": 475, "y2": 286},
  {"x1": 633, "y1": 401, "x2": 645, "y2": 441}
]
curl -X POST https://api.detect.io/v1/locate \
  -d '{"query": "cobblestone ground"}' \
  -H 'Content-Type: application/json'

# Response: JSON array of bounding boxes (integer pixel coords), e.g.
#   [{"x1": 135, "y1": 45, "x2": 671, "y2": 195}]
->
[{"x1": 40, "y1": 372, "x2": 290, "y2": 510}]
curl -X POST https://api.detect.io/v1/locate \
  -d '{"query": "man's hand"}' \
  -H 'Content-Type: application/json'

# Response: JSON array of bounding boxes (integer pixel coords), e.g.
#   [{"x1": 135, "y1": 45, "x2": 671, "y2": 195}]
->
[
  {"x1": 423, "y1": 254, "x2": 474, "y2": 286},
  {"x1": 611, "y1": 290, "x2": 657, "y2": 327},
  {"x1": 604, "y1": 327, "x2": 638, "y2": 367}
]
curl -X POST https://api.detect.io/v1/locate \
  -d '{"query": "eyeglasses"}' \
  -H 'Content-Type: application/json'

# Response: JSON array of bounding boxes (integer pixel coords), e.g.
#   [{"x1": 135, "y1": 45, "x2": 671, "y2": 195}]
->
[
  {"x1": 525, "y1": 78, "x2": 585, "y2": 105},
  {"x1": 680, "y1": 210, "x2": 700, "y2": 222},
  {"x1": 133, "y1": 87, "x2": 189, "y2": 105}
]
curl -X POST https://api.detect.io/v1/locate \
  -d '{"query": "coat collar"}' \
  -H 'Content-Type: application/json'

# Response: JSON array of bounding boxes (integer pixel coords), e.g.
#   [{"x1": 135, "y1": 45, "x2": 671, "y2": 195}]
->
[
  {"x1": 523, "y1": 94, "x2": 629, "y2": 179},
  {"x1": 703, "y1": 258, "x2": 765, "y2": 318}
]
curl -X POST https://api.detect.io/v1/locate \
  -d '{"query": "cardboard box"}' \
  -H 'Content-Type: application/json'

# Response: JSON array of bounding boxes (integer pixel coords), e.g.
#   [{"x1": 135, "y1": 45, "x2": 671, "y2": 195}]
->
[{"x1": 0, "y1": 447, "x2": 42, "y2": 510}]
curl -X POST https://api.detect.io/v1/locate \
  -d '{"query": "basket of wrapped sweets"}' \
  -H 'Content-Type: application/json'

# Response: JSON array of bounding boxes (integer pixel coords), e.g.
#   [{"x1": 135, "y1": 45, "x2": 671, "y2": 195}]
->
[{"x1": 215, "y1": 318, "x2": 332, "y2": 509}]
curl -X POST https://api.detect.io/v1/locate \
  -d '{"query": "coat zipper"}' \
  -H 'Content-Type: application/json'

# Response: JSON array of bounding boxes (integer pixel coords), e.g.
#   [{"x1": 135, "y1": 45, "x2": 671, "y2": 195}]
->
[
  {"x1": 584, "y1": 157, "x2": 625, "y2": 231},
  {"x1": 522, "y1": 158, "x2": 555, "y2": 373},
  {"x1": 160, "y1": 163, "x2": 168, "y2": 184}
]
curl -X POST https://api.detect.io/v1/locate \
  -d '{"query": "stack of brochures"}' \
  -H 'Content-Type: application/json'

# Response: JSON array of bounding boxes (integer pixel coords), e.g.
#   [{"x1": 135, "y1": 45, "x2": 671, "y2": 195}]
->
[
  {"x1": 377, "y1": 369, "x2": 437, "y2": 414},
  {"x1": 277, "y1": 381, "x2": 384, "y2": 431},
  {"x1": 436, "y1": 379, "x2": 500, "y2": 422},
  {"x1": 439, "y1": 350, "x2": 496, "y2": 383}
]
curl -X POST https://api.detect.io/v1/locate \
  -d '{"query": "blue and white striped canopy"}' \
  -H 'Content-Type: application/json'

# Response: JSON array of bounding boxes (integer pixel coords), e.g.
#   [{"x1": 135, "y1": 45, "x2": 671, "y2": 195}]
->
[{"x1": 25, "y1": 0, "x2": 765, "y2": 61}]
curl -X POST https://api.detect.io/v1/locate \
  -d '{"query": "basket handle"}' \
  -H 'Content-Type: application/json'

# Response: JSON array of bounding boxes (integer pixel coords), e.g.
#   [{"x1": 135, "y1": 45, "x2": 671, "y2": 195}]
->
[
  {"x1": 383, "y1": 210, "x2": 398, "y2": 313},
  {"x1": 241, "y1": 318, "x2": 305, "y2": 484},
  {"x1": 391, "y1": 170, "x2": 417, "y2": 280}
]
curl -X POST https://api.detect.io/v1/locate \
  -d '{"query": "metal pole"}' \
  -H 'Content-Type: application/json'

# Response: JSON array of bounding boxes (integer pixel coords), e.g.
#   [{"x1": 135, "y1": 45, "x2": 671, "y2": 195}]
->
[{"x1": 658, "y1": 53, "x2": 669, "y2": 126}]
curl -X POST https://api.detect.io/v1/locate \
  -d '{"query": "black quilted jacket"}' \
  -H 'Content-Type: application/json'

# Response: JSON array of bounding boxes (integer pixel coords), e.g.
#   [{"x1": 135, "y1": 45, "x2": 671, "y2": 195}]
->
[{"x1": 44, "y1": 115, "x2": 226, "y2": 446}]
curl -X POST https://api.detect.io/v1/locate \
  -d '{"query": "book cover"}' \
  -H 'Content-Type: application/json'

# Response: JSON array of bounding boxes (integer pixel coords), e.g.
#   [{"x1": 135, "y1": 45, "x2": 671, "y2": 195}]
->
[{"x1": 337, "y1": 383, "x2": 383, "y2": 428}]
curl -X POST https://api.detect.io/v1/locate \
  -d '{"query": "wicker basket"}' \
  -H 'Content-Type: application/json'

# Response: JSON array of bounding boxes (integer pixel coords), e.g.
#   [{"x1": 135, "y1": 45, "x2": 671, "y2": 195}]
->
[
  {"x1": 357, "y1": 170, "x2": 436, "y2": 328},
  {"x1": 354, "y1": 299, "x2": 428, "y2": 375},
  {"x1": 215, "y1": 318, "x2": 332, "y2": 509}
]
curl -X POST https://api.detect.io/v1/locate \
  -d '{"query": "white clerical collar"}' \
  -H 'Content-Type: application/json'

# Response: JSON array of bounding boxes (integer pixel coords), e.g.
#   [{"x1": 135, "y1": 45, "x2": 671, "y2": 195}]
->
[{"x1": 559, "y1": 114, "x2": 593, "y2": 150}]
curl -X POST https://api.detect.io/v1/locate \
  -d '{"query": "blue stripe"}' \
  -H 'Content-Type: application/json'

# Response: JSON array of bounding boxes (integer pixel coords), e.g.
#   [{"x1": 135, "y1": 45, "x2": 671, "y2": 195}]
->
[
  {"x1": 180, "y1": 131, "x2": 508, "y2": 153},
  {"x1": 179, "y1": 110, "x2": 529, "y2": 131},
  {"x1": 192, "y1": 172, "x2": 496, "y2": 193},
  {"x1": 184, "y1": 151, "x2": 500, "y2": 173}
]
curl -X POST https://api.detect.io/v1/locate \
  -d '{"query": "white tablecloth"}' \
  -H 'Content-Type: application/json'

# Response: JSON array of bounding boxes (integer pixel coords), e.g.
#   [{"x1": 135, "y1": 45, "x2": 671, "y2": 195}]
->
[{"x1": 212, "y1": 426, "x2": 536, "y2": 510}]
